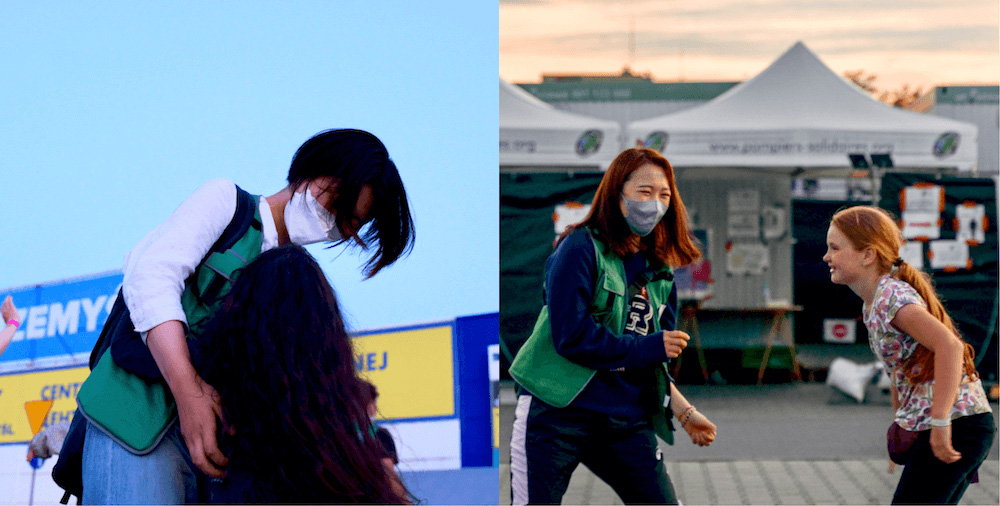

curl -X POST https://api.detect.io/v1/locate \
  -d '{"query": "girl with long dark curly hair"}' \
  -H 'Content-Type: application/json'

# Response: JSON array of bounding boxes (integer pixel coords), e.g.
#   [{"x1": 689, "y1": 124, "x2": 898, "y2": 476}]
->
[
  {"x1": 192, "y1": 245, "x2": 411, "y2": 503},
  {"x1": 825, "y1": 205, "x2": 993, "y2": 504}
]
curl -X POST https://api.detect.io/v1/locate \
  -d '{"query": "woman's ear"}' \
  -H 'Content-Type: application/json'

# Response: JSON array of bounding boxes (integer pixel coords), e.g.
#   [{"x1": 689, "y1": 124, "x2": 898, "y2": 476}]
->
[{"x1": 317, "y1": 178, "x2": 341, "y2": 203}]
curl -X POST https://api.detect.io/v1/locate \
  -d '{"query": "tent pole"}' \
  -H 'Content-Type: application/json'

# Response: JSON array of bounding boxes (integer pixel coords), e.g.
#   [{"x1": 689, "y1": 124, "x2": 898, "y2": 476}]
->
[{"x1": 870, "y1": 165, "x2": 881, "y2": 206}]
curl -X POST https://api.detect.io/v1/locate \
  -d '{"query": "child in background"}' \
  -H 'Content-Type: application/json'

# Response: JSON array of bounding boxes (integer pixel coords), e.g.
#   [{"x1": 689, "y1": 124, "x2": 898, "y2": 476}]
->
[
  {"x1": 361, "y1": 379, "x2": 410, "y2": 501},
  {"x1": 361, "y1": 380, "x2": 400, "y2": 466}
]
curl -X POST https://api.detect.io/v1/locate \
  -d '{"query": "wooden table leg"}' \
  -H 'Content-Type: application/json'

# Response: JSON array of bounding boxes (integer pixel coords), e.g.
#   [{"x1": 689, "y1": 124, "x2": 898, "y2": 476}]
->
[
  {"x1": 781, "y1": 313, "x2": 802, "y2": 381},
  {"x1": 757, "y1": 309, "x2": 802, "y2": 384},
  {"x1": 674, "y1": 304, "x2": 710, "y2": 383},
  {"x1": 757, "y1": 310, "x2": 784, "y2": 385},
  {"x1": 690, "y1": 315, "x2": 709, "y2": 382}
]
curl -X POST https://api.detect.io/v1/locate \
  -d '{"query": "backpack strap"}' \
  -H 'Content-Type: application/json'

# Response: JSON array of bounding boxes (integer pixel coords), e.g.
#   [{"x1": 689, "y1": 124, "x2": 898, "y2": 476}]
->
[
  {"x1": 190, "y1": 186, "x2": 260, "y2": 305},
  {"x1": 96, "y1": 185, "x2": 259, "y2": 378},
  {"x1": 208, "y1": 185, "x2": 259, "y2": 253}
]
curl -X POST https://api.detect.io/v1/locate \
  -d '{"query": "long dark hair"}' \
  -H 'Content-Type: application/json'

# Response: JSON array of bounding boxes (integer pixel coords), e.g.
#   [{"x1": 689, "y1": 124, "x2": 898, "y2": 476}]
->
[
  {"x1": 287, "y1": 129, "x2": 416, "y2": 278},
  {"x1": 831, "y1": 206, "x2": 977, "y2": 384},
  {"x1": 564, "y1": 147, "x2": 701, "y2": 267},
  {"x1": 193, "y1": 245, "x2": 411, "y2": 503}
]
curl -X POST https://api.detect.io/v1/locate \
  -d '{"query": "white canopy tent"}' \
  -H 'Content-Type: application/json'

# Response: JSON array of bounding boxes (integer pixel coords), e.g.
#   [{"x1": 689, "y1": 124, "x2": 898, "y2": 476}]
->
[
  {"x1": 500, "y1": 79, "x2": 621, "y2": 171},
  {"x1": 627, "y1": 42, "x2": 979, "y2": 173}
]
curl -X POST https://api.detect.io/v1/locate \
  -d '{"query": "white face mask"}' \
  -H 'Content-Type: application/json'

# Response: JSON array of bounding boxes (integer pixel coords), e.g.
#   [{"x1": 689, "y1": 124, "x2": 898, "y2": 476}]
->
[{"x1": 284, "y1": 184, "x2": 343, "y2": 245}]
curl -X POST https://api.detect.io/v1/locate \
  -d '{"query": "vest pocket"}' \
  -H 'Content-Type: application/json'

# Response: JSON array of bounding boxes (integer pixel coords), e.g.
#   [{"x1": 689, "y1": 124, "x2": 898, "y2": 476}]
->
[{"x1": 591, "y1": 272, "x2": 625, "y2": 320}]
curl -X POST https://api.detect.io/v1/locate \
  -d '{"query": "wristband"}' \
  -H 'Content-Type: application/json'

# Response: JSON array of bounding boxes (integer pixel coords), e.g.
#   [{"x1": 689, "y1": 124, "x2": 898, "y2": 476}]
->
[
  {"x1": 5, "y1": 319, "x2": 18, "y2": 330},
  {"x1": 678, "y1": 406, "x2": 696, "y2": 425},
  {"x1": 929, "y1": 417, "x2": 952, "y2": 427}
]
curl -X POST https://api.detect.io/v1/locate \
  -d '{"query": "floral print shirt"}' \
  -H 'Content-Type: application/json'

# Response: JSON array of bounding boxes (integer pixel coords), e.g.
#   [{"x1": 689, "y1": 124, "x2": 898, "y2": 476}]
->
[{"x1": 863, "y1": 275, "x2": 992, "y2": 431}]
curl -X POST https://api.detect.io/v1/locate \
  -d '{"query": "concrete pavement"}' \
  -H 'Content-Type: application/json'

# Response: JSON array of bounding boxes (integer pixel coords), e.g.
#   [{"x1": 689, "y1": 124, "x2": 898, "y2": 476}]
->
[{"x1": 499, "y1": 381, "x2": 1000, "y2": 505}]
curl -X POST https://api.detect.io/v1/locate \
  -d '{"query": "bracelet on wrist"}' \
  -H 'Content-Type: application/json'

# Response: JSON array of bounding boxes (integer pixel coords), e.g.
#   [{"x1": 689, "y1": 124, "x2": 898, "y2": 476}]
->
[
  {"x1": 929, "y1": 417, "x2": 952, "y2": 427},
  {"x1": 5, "y1": 319, "x2": 18, "y2": 330},
  {"x1": 677, "y1": 406, "x2": 696, "y2": 426}
]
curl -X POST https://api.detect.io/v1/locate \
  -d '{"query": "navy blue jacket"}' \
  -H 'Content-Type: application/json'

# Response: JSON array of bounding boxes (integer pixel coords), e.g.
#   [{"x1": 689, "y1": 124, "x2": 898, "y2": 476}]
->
[{"x1": 544, "y1": 229, "x2": 676, "y2": 420}]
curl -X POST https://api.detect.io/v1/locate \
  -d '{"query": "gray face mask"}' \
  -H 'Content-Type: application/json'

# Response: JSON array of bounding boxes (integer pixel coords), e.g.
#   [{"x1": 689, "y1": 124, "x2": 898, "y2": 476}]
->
[{"x1": 622, "y1": 195, "x2": 668, "y2": 236}]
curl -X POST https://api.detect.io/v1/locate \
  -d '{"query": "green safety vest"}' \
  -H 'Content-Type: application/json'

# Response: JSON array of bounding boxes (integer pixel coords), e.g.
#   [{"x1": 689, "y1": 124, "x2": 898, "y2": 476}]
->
[
  {"x1": 76, "y1": 196, "x2": 263, "y2": 454},
  {"x1": 509, "y1": 228, "x2": 676, "y2": 443}
]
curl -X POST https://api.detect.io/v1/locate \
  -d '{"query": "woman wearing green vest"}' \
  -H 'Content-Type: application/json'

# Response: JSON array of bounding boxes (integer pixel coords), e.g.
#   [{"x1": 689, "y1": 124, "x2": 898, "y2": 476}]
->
[
  {"x1": 508, "y1": 147, "x2": 716, "y2": 505},
  {"x1": 79, "y1": 129, "x2": 415, "y2": 504}
]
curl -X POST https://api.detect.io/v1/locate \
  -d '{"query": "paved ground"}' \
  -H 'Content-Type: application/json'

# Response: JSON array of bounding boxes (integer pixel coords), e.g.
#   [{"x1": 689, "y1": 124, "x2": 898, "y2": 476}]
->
[{"x1": 499, "y1": 381, "x2": 1000, "y2": 505}]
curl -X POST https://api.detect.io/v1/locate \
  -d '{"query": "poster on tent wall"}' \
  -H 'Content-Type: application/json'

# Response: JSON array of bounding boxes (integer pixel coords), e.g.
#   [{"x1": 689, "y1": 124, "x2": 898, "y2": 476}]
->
[
  {"x1": 727, "y1": 189, "x2": 761, "y2": 239},
  {"x1": 898, "y1": 241, "x2": 924, "y2": 270},
  {"x1": 955, "y1": 202, "x2": 988, "y2": 245},
  {"x1": 879, "y1": 173, "x2": 998, "y2": 382},
  {"x1": 553, "y1": 202, "x2": 591, "y2": 240},
  {"x1": 900, "y1": 183, "x2": 945, "y2": 241},
  {"x1": 726, "y1": 242, "x2": 769, "y2": 275},
  {"x1": 675, "y1": 229, "x2": 713, "y2": 301},
  {"x1": 499, "y1": 172, "x2": 603, "y2": 371}
]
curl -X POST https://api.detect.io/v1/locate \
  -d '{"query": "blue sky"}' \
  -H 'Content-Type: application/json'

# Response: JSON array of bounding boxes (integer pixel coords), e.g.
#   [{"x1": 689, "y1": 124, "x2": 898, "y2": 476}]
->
[{"x1": 0, "y1": 2, "x2": 498, "y2": 332}]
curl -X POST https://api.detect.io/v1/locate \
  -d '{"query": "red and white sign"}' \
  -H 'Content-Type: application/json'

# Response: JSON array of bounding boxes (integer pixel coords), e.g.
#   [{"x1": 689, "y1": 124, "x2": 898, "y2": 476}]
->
[
  {"x1": 823, "y1": 319, "x2": 856, "y2": 344},
  {"x1": 901, "y1": 211, "x2": 941, "y2": 241}
]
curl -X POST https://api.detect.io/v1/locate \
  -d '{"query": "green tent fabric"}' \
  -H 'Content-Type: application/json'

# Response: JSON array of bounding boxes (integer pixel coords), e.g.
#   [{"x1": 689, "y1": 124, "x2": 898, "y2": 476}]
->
[
  {"x1": 499, "y1": 172, "x2": 603, "y2": 373},
  {"x1": 879, "y1": 173, "x2": 998, "y2": 382}
]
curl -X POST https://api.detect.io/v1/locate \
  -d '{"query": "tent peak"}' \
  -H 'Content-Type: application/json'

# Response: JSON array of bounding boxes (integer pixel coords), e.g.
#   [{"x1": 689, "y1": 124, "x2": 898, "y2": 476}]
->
[{"x1": 625, "y1": 41, "x2": 979, "y2": 171}]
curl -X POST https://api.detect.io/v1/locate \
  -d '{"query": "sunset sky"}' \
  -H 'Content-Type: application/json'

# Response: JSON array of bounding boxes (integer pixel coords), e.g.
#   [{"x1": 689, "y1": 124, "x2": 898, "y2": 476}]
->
[{"x1": 500, "y1": 0, "x2": 999, "y2": 93}]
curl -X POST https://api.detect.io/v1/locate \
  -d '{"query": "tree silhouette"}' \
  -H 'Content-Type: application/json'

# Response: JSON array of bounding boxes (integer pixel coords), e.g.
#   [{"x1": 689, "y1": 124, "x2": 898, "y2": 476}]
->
[{"x1": 843, "y1": 70, "x2": 924, "y2": 108}]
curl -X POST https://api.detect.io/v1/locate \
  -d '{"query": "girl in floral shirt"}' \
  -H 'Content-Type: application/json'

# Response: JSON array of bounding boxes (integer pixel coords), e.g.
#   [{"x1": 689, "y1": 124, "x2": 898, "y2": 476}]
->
[{"x1": 824, "y1": 206, "x2": 994, "y2": 505}]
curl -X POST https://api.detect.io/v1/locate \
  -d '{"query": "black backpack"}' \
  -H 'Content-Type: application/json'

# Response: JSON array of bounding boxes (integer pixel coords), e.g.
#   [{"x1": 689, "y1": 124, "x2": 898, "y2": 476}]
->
[{"x1": 51, "y1": 185, "x2": 258, "y2": 504}]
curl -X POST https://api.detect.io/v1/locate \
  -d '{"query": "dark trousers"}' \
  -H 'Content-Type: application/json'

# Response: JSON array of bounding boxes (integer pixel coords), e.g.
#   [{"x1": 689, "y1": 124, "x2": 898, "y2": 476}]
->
[
  {"x1": 509, "y1": 395, "x2": 677, "y2": 505},
  {"x1": 892, "y1": 412, "x2": 996, "y2": 505}
]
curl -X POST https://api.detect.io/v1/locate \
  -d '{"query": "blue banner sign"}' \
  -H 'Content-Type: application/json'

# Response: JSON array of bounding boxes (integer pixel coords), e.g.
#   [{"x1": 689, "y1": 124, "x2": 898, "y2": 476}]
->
[{"x1": 0, "y1": 272, "x2": 123, "y2": 374}]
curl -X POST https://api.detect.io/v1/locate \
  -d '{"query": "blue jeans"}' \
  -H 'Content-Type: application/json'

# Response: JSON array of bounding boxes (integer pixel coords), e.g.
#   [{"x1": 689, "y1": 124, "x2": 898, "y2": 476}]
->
[{"x1": 82, "y1": 420, "x2": 204, "y2": 505}]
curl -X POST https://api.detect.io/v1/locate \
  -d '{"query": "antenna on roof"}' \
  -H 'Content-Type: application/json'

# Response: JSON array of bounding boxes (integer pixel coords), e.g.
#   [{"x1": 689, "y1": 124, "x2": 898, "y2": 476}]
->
[{"x1": 628, "y1": 17, "x2": 636, "y2": 69}]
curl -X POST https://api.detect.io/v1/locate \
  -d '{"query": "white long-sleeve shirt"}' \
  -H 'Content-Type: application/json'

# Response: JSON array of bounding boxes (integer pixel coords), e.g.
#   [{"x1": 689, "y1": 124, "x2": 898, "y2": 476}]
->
[{"x1": 122, "y1": 178, "x2": 280, "y2": 339}]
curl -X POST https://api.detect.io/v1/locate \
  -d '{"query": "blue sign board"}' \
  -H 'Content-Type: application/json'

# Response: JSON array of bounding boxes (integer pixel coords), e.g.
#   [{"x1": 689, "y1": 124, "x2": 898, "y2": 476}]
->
[{"x1": 0, "y1": 272, "x2": 122, "y2": 374}]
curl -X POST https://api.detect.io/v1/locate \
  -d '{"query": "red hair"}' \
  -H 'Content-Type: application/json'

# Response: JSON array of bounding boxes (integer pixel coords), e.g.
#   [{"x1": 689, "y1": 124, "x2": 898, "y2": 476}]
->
[
  {"x1": 561, "y1": 148, "x2": 701, "y2": 268},
  {"x1": 831, "y1": 206, "x2": 976, "y2": 384}
]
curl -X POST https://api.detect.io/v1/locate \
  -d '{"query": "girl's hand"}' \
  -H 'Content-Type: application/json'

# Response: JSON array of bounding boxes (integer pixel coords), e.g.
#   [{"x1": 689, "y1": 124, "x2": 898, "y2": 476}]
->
[
  {"x1": 683, "y1": 411, "x2": 716, "y2": 446},
  {"x1": 929, "y1": 425, "x2": 962, "y2": 464},
  {"x1": 663, "y1": 330, "x2": 690, "y2": 358},
  {"x1": 2, "y1": 296, "x2": 17, "y2": 323}
]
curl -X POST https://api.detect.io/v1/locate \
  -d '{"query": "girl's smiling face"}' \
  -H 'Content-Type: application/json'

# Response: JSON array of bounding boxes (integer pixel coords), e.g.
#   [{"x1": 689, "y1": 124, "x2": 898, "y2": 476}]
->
[{"x1": 823, "y1": 224, "x2": 868, "y2": 285}]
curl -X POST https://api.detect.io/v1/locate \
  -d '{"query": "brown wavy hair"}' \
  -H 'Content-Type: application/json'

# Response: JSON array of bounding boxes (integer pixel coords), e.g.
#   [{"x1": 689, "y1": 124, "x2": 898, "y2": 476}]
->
[
  {"x1": 831, "y1": 206, "x2": 977, "y2": 385},
  {"x1": 561, "y1": 148, "x2": 701, "y2": 268}
]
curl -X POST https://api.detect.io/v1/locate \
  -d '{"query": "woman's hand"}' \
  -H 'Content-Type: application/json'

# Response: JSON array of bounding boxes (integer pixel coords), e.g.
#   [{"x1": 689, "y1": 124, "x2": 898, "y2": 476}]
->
[
  {"x1": 682, "y1": 411, "x2": 716, "y2": 447},
  {"x1": 929, "y1": 425, "x2": 962, "y2": 464},
  {"x1": 662, "y1": 330, "x2": 690, "y2": 358},
  {"x1": 175, "y1": 375, "x2": 229, "y2": 477},
  {"x1": 2, "y1": 296, "x2": 18, "y2": 323},
  {"x1": 146, "y1": 320, "x2": 229, "y2": 477}
]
